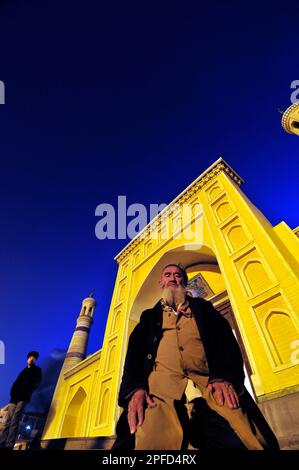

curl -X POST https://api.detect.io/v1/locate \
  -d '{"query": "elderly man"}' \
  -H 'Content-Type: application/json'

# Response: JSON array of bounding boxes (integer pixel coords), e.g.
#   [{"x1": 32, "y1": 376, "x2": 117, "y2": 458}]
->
[
  {"x1": 112, "y1": 264, "x2": 278, "y2": 450},
  {"x1": 0, "y1": 351, "x2": 42, "y2": 450}
]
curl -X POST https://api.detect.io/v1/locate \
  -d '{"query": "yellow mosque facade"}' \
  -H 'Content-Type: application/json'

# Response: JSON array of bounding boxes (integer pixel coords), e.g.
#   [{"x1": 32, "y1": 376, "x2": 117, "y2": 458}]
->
[{"x1": 42, "y1": 158, "x2": 299, "y2": 450}]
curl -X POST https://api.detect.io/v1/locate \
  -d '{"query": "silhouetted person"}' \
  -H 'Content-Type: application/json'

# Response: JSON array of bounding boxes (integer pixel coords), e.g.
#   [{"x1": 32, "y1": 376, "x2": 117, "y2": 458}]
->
[{"x1": 0, "y1": 351, "x2": 42, "y2": 449}]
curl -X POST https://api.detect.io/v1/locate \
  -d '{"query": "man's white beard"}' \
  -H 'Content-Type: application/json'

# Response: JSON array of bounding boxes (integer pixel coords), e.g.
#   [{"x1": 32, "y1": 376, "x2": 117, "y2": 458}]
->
[{"x1": 162, "y1": 284, "x2": 187, "y2": 309}]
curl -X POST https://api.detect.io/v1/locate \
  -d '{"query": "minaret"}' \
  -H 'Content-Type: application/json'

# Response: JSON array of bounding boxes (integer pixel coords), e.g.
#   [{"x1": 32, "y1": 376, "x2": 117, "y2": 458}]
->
[
  {"x1": 281, "y1": 102, "x2": 299, "y2": 136},
  {"x1": 61, "y1": 291, "x2": 96, "y2": 373},
  {"x1": 42, "y1": 292, "x2": 96, "y2": 439}
]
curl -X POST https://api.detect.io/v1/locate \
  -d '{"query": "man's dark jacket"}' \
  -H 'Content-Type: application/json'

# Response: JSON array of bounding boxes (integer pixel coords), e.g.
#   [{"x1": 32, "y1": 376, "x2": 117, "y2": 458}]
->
[{"x1": 10, "y1": 364, "x2": 42, "y2": 403}]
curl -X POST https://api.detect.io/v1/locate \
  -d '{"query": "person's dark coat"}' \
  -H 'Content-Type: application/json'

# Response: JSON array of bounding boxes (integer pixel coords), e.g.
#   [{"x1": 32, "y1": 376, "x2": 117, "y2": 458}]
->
[{"x1": 10, "y1": 364, "x2": 42, "y2": 404}]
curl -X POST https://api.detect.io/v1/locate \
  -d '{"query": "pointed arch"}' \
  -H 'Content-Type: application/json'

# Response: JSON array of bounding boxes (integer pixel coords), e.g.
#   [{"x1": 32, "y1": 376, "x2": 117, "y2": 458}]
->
[
  {"x1": 265, "y1": 311, "x2": 299, "y2": 365},
  {"x1": 60, "y1": 387, "x2": 87, "y2": 437},
  {"x1": 242, "y1": 260, "x2": 271, "y2": 296}
]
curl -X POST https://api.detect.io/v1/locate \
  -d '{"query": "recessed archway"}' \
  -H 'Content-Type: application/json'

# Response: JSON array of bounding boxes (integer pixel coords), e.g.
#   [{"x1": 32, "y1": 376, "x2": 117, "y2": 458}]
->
[
  {"x1": 60, "y1": 387, "x2": 87, "y2": 437},
  {"x1": 127, "y1": 242, "x2": 255, "y2": 399}
]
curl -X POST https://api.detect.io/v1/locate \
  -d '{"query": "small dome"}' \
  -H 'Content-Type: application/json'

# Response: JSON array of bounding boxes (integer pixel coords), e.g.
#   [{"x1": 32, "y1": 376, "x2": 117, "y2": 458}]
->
[
  {"x1": 282, "y1": 102, "x2": 299, "y2": 134},
  {"x1": 82, "y1": 291, "x2": 96, "y2": 306}
]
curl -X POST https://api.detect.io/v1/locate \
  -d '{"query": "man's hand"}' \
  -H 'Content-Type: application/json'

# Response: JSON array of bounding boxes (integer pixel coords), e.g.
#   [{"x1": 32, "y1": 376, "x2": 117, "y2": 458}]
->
[
  {"x1": 128, "y1": 389, "x2": 156, "y2": 434},
  {"x1": 207, "y1": 381, "x2": 240, "y2": 409}
]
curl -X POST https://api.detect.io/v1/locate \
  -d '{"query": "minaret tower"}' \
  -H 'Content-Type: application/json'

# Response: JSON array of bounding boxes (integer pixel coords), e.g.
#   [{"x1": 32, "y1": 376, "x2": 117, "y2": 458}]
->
[
  {"x1": 42, "y1": 292, "x2": 96, "y2": 439},
  {"x1": 61, "y1": 291, "x2": 96, "y2": 373}
]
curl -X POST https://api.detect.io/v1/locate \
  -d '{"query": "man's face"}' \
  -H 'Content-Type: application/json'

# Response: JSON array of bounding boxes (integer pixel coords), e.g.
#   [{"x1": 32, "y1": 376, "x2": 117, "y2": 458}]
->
[
  {"x1": 159, "y1": 266, "x2": 185, "y2": 289},
  {"x1": 27, "y1": 356, "x2": 37, "y2": 367}
]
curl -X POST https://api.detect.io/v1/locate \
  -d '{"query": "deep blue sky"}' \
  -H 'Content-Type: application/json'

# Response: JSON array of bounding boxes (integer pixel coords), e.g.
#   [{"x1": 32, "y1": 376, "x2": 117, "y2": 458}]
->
[{"x1": 0, "y1": 0, "x2": 298, "y2": 407}]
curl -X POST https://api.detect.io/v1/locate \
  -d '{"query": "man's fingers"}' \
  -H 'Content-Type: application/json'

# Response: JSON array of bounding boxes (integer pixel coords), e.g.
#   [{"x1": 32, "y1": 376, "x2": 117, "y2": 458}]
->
[
  {"x1": 230, "y1": 388, "x2": 240, "y2": 408},
  {"x1": 223, "y1": 388, "x2": 234, "y2": 408},
  {"x1": 234, "y1": 391, "x2": 240, "y2": 407},
  {"x1": 136, "y1": 400, "x2": 145, "y2": 426},
  {"x1": 209, "y1": 381, "x2": 240, "y2": 409},
  {"x1": 146, "y1": 394, "x2": 156, "y2": 408},
  {"x1": 224, "y1": 384, "x2": 239, "y2": 409},
  {"x1": 128, "y1": 406, "x2": 138, "y2": 434},
  {"x1": 208, "y1": 382, "x2": 224, "y2": 406},
  {"x1": 215, "y1": 388, "x2": 224, "y2": 406},
  {"x1": 229, "y1": 390, "x2": 238, "y2": 408},
  {"x1": 128, "y1": 392, "x2": 155, "y2": 432}
]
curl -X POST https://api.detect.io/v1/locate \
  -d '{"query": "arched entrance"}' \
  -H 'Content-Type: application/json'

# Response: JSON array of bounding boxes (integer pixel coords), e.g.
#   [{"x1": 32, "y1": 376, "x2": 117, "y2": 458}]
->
[
  {"x1": 60, "y1": 387, "x2": 87, "y2": 437},
  {"x1": 128, "y1": 243, "x2": 255, "y2": 398}
]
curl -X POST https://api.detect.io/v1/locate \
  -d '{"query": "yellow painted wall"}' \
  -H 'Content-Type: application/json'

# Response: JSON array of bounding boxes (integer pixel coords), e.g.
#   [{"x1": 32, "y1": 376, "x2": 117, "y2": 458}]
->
[{"x1": 43, "y1": 350, "x2": 101, "y2": 439}]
